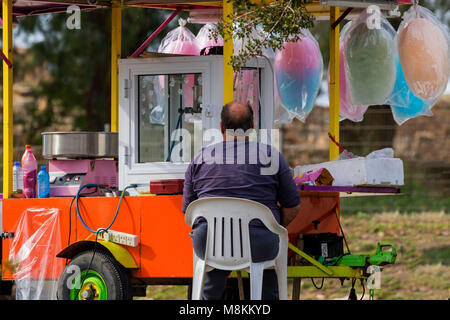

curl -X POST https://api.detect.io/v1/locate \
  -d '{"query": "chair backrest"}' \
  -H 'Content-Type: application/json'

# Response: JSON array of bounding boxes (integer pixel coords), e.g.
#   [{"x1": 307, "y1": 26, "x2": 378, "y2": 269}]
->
[{"x1": 185, "y1": 197, "x2": 288, "y2": 271}]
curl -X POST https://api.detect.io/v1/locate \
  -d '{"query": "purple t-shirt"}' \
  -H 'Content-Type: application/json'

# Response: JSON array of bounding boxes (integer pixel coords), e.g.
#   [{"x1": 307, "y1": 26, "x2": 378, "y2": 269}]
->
[{"x1": 182, "y1": 140, "x2": 300, "y2": 224}]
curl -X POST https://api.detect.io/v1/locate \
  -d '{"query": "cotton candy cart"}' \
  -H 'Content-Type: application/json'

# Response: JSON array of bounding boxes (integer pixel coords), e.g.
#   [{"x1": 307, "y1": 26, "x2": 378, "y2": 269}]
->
[{"x1": 0, "y1": 0, "x2": 415, "y2": 300}]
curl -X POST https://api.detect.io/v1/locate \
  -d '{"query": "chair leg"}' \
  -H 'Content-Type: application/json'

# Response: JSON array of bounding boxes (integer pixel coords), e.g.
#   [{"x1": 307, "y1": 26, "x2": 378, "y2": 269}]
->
[
  {"x1": 249, "y1": 262, "x2": 265, "y2": 300},
  {"x1": 236, "y1": 271, "x2": 245, "y2": 300},
  {"x1": 275, "y1": 260, "x2": 288, "y2": 300},
  {"x1": 192, "y1": 259, "x2": 206, "y2": 300}
]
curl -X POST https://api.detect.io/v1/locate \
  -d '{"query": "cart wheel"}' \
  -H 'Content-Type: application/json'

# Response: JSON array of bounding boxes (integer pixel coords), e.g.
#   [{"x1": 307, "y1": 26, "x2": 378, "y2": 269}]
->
[{"x1": 57, "y1": 250, "x2": 132, "y2": 300}]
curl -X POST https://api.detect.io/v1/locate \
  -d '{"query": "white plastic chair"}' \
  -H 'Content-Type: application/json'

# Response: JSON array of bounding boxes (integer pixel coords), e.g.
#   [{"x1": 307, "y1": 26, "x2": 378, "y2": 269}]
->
[{"x1": 185, "y1": 197, "x2": 288, "y2": 300}]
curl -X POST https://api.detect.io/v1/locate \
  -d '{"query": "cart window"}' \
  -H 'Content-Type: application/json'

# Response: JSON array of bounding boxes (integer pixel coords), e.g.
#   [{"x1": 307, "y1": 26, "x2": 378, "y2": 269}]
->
[{"x1": 137, "y1": 73, "x2": 203, "y2": 163}]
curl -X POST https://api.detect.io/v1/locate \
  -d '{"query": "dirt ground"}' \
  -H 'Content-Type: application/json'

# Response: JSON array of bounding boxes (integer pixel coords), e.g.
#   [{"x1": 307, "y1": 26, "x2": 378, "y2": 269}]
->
[{"x1": 140, "y1": 212, "x2": 449, "y2": 300}]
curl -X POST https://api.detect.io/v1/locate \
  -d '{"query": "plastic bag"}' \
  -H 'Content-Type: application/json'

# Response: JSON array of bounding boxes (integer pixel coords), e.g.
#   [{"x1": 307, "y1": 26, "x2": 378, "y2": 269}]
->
[
  {"x1": 329, "y1": 21, "x2": 369, "y2": 122},
  {"x1": 8, "y1": 208, "x2": 64, "y2": 300},
  {"x1": 397, "y1": 4, "x2": 450, "y2": 101},
  {"x1": 158, "y1": 19, "x2": 200, "y2": 109},
  {"x1": 233, "y1": 27, "x2": 274, "y2": 127},
  {"x1": 158, "y1": 18, "x2": 200, "y2": 55},
  {"x1": 195, "y1": 23, "x2": 223, "y2": 55},
  {"x1": 234, "y1": 69, "x2": 259, "y2": 125},
  {"x1": 388, "y1": 54, "x2": 434, "y2": 125},
  {"x1": 274, "y1": 29, "x2": 323, "y2": 122},
  {"x1": 343, "y1": 10, "x2": 396, "y2": 106},
  {"x1": 366, "y1": 148, "x2": 394, "y2": 159},
  {"x1": 294, "y1": 168, "x2": 334, "y2": 186}
]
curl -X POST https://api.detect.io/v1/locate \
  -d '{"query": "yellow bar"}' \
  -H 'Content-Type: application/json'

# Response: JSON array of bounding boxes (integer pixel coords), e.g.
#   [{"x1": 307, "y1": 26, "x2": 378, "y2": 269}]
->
[
  {"x1": 287, "y1": 266, "x2": 365, "y2": 279},
  {"x1": 3, "y1": 0, "x2": 13, "y2": 198},
  {"x1": 288, "y1": 243, "x2": 333, "y2": 276},
  {"x1": 222, "y1": 0, "x2": 234, "y2": 104},
  {"x1": 111, "y1": 0, "x2": 122, "y2": 133},
  {"x1": 329, "y1": 6, "x2": 340, "y2": 161},
  {"x1": 231, "y1": 266, "x2": 364, "y2": 279}
]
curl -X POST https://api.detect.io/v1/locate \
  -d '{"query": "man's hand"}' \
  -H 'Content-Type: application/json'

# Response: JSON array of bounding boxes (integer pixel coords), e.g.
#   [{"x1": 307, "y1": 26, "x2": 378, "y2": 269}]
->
[{"x1": 281, "y1": 204, "x2": 301, "y2": 227}]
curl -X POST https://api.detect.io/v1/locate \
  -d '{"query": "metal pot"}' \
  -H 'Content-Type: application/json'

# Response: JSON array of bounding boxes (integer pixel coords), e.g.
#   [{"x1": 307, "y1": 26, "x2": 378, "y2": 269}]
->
[{"x1": 42, "y1": 131, "x2": 118, "y2": 159}]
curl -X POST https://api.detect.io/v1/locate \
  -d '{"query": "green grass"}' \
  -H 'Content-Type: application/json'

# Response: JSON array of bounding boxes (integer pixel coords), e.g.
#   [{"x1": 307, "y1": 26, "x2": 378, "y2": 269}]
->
[{"x1": 419, "y1": 246, "x2": 450, "y2": 266}]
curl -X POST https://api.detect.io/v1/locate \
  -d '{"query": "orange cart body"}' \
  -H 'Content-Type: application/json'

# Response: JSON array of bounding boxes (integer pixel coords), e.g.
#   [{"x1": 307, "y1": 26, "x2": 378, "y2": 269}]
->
[{"x1": 2, "y1": 192, "x2": 339, "y2": 281}]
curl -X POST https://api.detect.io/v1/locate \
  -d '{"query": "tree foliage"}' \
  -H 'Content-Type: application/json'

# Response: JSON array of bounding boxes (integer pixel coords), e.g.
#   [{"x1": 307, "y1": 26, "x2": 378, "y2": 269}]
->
[{"x1": 212, "y1": 0, "x2": 315, "y2": 71}]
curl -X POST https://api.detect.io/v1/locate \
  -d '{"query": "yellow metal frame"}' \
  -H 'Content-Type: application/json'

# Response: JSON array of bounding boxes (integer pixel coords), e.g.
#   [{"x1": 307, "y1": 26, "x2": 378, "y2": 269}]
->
[
  {"x1": 111, "y1": 0, "x2": 122, "y2": 133},
  {"x1": 222, "y1": 0, "x2": 234, "y2": 104},
  {"x1": 2, "y1": 0, "x2": 13, "y2": 199},
  {"x1": 329, "y1": 6, "x2": 340, "y2": 161}
]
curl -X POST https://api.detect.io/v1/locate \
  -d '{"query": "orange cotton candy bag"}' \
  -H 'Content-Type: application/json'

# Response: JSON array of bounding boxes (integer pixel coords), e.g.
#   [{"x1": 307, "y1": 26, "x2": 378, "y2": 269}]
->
[{"x1": 397, "y1": 5, "x2": 450, "y2": 101}]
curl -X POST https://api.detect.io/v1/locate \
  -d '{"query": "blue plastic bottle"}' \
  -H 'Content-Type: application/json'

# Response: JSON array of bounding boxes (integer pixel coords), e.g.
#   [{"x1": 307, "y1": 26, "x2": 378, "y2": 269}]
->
[{"x1": 37, "y1": 166, "x2": 50, "y2": 198}]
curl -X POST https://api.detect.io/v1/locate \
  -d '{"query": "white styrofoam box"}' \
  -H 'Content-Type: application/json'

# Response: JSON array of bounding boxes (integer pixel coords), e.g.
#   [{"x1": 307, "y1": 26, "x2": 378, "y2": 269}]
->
[{"x1": 294, "y1": 157, "x2": 404, "y2": 187}]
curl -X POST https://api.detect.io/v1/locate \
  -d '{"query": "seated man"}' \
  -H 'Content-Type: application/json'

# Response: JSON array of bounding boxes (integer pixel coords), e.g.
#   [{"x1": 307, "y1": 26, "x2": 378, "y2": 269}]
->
[{"x1": 182, "y1": 101, "x2": 300, "y2": 300}]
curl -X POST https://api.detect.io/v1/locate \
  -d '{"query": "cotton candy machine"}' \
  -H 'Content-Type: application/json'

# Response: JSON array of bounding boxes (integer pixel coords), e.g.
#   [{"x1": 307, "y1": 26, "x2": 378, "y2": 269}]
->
[{"x1": 41, "y1": 132, "x2": 118, "y2": 197}]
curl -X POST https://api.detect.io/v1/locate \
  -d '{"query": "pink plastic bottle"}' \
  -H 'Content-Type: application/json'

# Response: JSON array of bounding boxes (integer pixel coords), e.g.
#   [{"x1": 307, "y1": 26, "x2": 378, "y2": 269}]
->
[{"x1": 22, "y1": 145, "x2": 38, "y2": 198}]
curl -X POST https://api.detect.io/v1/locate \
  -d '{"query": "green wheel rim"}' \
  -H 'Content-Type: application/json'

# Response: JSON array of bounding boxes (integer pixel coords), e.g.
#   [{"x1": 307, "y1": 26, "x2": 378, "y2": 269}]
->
[{"x1": 70, "y1": 270, "x2": 108, "y2": 300}]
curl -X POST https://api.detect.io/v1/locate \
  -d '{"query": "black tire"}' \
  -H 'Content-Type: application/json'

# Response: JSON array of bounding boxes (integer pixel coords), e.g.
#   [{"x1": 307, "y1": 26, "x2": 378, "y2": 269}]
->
[{"x1": 57, "y1": 249, "x2": 132, "y2": 300}]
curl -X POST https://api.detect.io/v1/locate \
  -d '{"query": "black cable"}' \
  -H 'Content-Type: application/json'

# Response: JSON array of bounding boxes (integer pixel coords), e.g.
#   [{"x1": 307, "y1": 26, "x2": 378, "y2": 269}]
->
[
  {"x1": 311, "y1": 278, "x2": 324, "y2": 290},
  {"x1": 360, "y1": 279, "x2": 365, "y2": 300},
  {"x1": 70, "y1": 185, "x2": 136, "y2": 299},
  {"x1": 334, "y1": 208, "x2": 351, "y2": 255},
  {"x1": 328, "y1": 252, "x2": 351, "y2": 266},
  {"x1": 66, "y1": 196, "x2": 76, "y2": 266}
]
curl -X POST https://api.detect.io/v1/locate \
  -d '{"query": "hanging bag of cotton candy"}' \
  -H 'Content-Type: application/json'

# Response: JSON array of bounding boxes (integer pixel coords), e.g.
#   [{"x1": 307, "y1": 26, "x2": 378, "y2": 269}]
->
[
  {"x1": 158, "y1": 18, "x2": 200, "y2": 55},
  {"x1": 274, "y1": 29, "x2": 324, "y2": 122},
  {"x1": 387, "y1": 52, "x2": 436, "y2": 125},
  {"x1": 158, "y1": 19, "x2": 200, "y2": 109},
  {"x1": 397, "y1": 4, "x2": 449, "y2": 103},
  {"x1": 328, "y1": 21, "x2": 369, "y2": 123},
  {"x1": 195, "y1": 23, "x2": 223, "y2": 55},
  {"x1": 343, "y1": 9, "x2": 397, "y2": 106}
]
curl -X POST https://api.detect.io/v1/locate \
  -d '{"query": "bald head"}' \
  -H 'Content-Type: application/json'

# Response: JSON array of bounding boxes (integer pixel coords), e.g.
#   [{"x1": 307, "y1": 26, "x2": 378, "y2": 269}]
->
[{"x1": 220, "y1": 101, "x2": 254, "y2": 132}]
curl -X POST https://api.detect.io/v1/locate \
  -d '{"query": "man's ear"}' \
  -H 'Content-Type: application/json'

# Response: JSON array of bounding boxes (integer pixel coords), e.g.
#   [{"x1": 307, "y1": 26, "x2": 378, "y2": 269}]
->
[{"x1": 220, "y1": 122, "x2": 225, "y2": 134}]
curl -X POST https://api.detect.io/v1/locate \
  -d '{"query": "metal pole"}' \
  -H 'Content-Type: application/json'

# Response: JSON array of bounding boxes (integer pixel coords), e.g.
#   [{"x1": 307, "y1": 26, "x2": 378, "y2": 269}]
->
[
  {"x1": 2, "y1": 0, "x2": 13, "y2": 198},
  {"x1": 329, "y1": 6, "x2": 340, "y2": 161},
  {"x1": 130, "y1": 8, "x2": 181, "y2": 58},
  {"x1": 111, "y1": 0, "x2": 122, "y2": 133},
  {"x1": 223, "y1": 0, "x2": 234, "y2": 104}
]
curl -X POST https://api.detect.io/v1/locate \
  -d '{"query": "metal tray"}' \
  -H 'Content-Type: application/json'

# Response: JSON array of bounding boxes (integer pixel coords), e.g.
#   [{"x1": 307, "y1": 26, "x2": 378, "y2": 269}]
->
[{"x1": 42, "y1": 131, "x2": 118, "y2": 159}]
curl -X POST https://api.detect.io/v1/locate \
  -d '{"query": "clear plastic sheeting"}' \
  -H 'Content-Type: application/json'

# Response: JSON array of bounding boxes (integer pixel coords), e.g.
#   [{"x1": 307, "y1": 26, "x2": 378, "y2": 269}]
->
[
  {"x1": 8, "y1": 208, "x2": 64, "y2": 300},
  {"x1": 397, "y1": 4, "x2": 449, "y2": 101},
  {"x1": 343, "y1": 10, "x2": 396, "y2": 106},
  {"x1": 274, "y1": 29, "x2": 323, "y2": 122}
]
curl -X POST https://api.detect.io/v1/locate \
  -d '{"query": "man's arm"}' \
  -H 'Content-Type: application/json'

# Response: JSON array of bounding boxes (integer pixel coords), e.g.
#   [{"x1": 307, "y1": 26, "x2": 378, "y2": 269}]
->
[
  {"x1": 281, "y1": 204, "x2": 301, "y2": 227},
  {"x1": 182, "y1": 163, "x2": 197, "y2": 213},
  {"x1": 276, "y1": 151, "x2": 301, "y2": 226}
]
